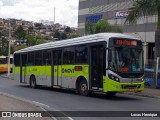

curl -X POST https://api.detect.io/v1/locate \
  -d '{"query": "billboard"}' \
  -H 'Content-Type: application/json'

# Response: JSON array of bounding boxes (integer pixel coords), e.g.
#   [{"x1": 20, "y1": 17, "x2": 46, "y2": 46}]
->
[{"x1": 115, "y1": 10, "x2": 131, "y2": 19}]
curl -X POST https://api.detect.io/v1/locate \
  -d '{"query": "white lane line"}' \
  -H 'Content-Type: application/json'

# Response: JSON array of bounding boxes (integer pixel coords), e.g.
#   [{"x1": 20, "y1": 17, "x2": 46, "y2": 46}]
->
[{"x1": 32, "y1": 101, "x2": 50, "y2": 108}]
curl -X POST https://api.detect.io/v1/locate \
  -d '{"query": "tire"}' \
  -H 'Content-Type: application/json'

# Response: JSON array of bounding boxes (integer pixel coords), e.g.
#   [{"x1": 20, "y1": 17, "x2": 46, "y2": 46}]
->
[
  {"x1": 30, "y1": 76, "x2": 37, "y2": 89},
  {"x1": 78, "y1": 80, "x2": 89, "y2": 96},
  {"x1": 106, "y1": 92, "x2": 117, "y2": 97}
]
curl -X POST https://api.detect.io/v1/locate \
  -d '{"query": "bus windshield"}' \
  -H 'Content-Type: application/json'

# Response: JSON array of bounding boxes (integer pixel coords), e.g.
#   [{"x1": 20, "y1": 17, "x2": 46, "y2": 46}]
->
[{"x1": 109, "y1": 47, "x2": 143, "y2": 73}]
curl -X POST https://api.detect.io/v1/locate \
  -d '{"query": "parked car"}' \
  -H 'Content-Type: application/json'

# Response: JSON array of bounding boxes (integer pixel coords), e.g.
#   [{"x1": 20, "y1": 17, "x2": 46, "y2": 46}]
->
[{"x1": 144, "y1": 68, "x2": 160, "y2": 87}]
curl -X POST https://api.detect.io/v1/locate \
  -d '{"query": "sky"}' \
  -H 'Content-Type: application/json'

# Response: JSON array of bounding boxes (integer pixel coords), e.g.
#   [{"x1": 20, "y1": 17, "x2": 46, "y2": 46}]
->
[{"x1": 0, "y1": 0, "x2": 79, "y2": 27}]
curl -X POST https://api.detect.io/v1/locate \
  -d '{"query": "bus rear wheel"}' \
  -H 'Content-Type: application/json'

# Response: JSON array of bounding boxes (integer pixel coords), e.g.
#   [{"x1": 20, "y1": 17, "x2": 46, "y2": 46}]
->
[
  {"x1": 78, "y1": 80, "x2": 89, "y2": 96},
  {"x1": 30, "y1": 76, "x2": 37, "y2": 89}
]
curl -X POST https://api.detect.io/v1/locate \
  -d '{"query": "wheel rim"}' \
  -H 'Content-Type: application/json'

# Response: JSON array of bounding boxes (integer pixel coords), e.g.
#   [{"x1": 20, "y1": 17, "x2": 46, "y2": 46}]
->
[
  {"x1": 81, "y1": 83, "x2": 87, "y2": 92},
  {"x1": 32, "y1": 80, "x2": 35, "y2": 87}
]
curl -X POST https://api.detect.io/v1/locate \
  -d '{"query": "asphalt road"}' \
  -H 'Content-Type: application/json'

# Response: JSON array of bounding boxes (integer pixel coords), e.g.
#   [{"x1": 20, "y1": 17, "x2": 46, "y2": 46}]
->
[{"x1": 0, "y1": 76, "x2": 160, "y2": 120}]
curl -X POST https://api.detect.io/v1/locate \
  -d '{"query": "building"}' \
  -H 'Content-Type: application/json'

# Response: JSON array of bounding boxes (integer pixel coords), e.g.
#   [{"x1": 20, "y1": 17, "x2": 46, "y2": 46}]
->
[{"x1": 78, "y1": 0, "x2": 157, "y2": 60}]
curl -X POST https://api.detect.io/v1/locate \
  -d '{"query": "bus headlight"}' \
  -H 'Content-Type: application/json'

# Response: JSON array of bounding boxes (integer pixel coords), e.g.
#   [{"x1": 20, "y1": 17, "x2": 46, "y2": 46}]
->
[
  {"x1": 108, "y1": 74, "x2": 120, "y2": 82},
  {"x1": 136, "y1": 78, "x2": 144, "y2": 82}
]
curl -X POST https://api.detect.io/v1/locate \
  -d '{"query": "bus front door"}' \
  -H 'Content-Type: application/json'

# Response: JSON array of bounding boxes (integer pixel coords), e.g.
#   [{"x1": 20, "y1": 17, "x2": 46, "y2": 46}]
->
[
  {"x1": 20, "y1": 54, "x2": 27, "y2": 83},
  {"x1": 52, "y1": 50, "x2": 62, "y2": 87},
  {"x1": 90, "y1": 45, "x2": 105, "y2": 90}
]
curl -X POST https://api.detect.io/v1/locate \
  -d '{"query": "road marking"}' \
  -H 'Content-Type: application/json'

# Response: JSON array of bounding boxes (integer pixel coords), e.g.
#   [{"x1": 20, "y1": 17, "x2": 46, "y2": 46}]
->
[
  {"x1": 40, "y1": 107, "x2": 57, "y2": 120},
  {"x1": 0, "y1": 92, "x2": 74, "y2": 120},
  {"x1": 32, "y1": 101, "x2": 50, "y2": 108}
]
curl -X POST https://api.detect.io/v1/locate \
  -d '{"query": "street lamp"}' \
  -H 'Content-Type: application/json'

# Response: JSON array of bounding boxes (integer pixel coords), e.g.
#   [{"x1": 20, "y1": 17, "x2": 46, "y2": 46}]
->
[
  {"x1": 134, "y1": 32, "x2": 148, "y2": 46},
  {"x1": 7, "y1": 19, "x2": 11, "y2": 76}
]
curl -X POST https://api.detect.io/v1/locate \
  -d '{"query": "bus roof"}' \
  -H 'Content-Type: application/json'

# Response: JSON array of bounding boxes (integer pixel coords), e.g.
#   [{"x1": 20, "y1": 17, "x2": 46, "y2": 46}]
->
[{"x1": 14, "y1": 33, "x2": 140, "y2": 54}]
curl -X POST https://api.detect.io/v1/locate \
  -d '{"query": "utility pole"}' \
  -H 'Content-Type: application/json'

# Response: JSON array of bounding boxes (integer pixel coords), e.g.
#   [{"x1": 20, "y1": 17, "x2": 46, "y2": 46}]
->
[
  {"x1": 54, "y1": 7, "x2": 55, "y2": 24},
  {"x1": 8, "y1": 19, "x2": 11, "y2": 76}
]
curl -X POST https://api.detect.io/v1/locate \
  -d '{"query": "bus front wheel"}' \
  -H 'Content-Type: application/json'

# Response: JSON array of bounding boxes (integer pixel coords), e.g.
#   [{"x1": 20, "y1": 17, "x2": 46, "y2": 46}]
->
[
  {"x1": 30, "y1": 76, "x2": 37, "y2": 89},
  {"x1": 78, "y1": 80, "x2": 89, "y2": 96}
]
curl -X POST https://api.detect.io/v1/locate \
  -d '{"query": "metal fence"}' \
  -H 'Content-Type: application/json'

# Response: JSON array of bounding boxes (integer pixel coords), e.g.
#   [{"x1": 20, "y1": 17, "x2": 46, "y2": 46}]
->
[{"x1": 144, "y1": 58, "x2": 160, "y2": 88}]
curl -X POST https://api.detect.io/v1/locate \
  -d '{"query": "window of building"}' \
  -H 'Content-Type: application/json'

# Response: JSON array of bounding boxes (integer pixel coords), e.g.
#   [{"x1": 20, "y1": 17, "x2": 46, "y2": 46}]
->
[
  {"x1": 75, "y1": 45, "x2": 88, "y2": 64},
  {"x1": 63, "y1": 47, "x2": 74, "y2": 64}
]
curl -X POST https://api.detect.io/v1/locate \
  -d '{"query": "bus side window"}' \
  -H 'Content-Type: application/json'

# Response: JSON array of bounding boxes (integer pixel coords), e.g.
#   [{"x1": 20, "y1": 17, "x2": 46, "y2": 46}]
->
[
  {"x1": 28, "y1": 52, "x2": 35, "y2": 66},
  {"x1": 35, "y1": 51, "x2": 42, "y2": 66},
  {"x1": 63, "y1": 47, "x2": 74, "y2": 64},
  {"x1": 75, "y1": 45, "x2": 88, "y2": 64},
  {"x1": 43, "y1": 50, "x2": 51, "y2": 65},
  {"x1": 14, "y1": 54, "x2": 20, "y2": 66}
]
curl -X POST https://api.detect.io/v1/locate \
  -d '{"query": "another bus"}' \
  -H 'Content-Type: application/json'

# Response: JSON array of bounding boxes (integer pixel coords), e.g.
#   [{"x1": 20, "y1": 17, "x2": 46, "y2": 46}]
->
[
  {"x1": 13, "y1": 33, "x2": 144, "y2": 96},
  {"x1": 0, "y1": 55, "x2": 13, "y2": 73}
]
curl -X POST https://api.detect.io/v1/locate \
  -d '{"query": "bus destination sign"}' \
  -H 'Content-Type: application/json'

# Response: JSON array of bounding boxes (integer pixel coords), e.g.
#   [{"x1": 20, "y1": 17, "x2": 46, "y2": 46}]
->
[{"x1": 115, "y1": 40, "x2": 137, "y2": 46}]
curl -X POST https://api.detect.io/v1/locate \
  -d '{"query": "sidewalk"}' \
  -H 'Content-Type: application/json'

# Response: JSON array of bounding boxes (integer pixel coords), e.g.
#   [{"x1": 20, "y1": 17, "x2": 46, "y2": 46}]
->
[
  {"x1": 0, "y1": 93, "x2": 53, "y2": 120},
  {"x1": 126, "y1": 88, "x2": 160, "y2": 98}
]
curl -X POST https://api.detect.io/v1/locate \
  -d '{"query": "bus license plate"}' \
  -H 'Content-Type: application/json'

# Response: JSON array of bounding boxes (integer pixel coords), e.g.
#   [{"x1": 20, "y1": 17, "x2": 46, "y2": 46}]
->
[{"x1": 128, "y1": 88, "x2": 134, "y2": 92}]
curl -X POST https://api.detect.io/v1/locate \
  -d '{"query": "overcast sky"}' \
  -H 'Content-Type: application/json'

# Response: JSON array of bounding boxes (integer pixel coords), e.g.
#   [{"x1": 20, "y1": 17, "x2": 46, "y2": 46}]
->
[{"x1": 0, "y1": 0, "x2": 79, "y2": 27}]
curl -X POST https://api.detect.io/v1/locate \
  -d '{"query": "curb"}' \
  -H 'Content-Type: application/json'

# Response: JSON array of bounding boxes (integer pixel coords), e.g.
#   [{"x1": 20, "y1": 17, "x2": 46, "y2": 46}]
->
[
  {"x1": 0, "y1": 92, "x2": 50, "y2": 109},
  {"x1": 0, "y1": 74, "x2": 13, "y2": 80}
]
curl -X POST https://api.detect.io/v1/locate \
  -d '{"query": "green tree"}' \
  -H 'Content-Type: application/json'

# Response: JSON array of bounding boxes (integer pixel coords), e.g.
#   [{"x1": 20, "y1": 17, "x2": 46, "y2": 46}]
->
[
  {"x1": 85, "y1": 19, "x2": 123, "y2": 34},
  {"x1": 0, "y1": 31, "x2": 8, "y2": 55},
  {"x1": 85, "y1": 22, "x2": 96, "y2": 35},
  {"x1": 26, "y1": 34, "x2": 45, "y2": 46},
  {"x1": 54, "y1": 30, "x2": 61, "y2": 40},
  {"x1": 35, "y1": 34, "x2": 45, "y2": 45},
  {"x1": 61, "y1": 33, "x2": 67, "y2": 39},
  {"x1": 125, "y1": 0, "x2": 160, "y2": 58},
  {"x1": 14, "y1": 45, "x2": 26, "y2": 52},
  {"x1": 96, "y1": 19, "x2": 110, "y2": 33},
  {"x1": 14, "y1": 25, "x2": 26, "y2": 41},
  {"x1": 25, "y1": 34, "x2": 36, "y2": 46},
  {"x1": 110, "y1": 24, "x2": 123, "y2": 33},
  {"x1": 64, "y1": 26, "x2": 71, "y2": 33},
  {"x1": 68, "y1": 34, "x2": 81, "y2": 39}
]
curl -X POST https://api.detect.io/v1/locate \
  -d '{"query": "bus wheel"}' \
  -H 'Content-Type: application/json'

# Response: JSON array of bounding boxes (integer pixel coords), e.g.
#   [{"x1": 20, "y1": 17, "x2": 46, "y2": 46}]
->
[
  {"x1": 79, "y1": 80, "x2": 89, "y2": 96},
  {"x1": 106, "y1": 92, "x2": 117, "y2": 97},
  {"x1": 30, "y1": 76, "x2": 37, "y2": 89}
]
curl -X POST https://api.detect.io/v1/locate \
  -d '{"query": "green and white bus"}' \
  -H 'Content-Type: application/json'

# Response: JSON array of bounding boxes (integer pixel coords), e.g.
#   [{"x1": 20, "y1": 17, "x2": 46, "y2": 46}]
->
[{"x1": 13, "y1": 33, "x2": 144, "y2": 96}]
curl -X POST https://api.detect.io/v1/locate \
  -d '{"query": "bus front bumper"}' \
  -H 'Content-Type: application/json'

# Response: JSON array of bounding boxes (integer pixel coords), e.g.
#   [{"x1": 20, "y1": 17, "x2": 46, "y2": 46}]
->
[{"x1": 103, "y1": 77, "x2": 144, "y2": 93}]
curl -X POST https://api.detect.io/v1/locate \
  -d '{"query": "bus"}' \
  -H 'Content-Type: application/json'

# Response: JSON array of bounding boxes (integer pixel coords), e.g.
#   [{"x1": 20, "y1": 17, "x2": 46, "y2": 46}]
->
[
  {"x1": 0, "y1": 55, "x2": 13, "y2": 73},
  {"x1": 13, "y1": 33, "x2": 144, "y2": 96}
]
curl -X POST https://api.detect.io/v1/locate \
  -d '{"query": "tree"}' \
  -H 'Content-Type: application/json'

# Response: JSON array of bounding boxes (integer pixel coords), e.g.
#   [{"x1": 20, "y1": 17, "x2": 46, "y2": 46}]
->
[
  {"x1": 54, "y1": 30, "x2": 61, "y2": 40},
  {"x1": 110, "y1": 24, "x2": 123, "y2": 33},
  {"x1": 96, "y1": 19, "x2": 110, "y2": 33},
  {"x1": 25, "y1": 34, "x2": 36, "y2": 46},
  {"x1": 13, "y1": 25, "x2": 26, "y2": 41},
  {"x1": 0, "y1": 31, "x2": 8, "y2": 55},
  {"x1": 85, "y1": 22, "x2": 96, "y2": 35},
  {"x1": 64, "y1": 26, "x2": 71, "y2": 33},
  {"x1": 61, "y1": 33, "x2": 67, "y2": 39},
  {"x1": 14, "y1": 45, "x2": 26, "y2": 52},
  {"x1": 35, "y1": 34, "x2": 45, "y2": 44},
  {"x1": 125, "y1": 0, "x2": 160, "y2": 58},
  {"x1": 85, "y1": 19, "x2": 123, "y2": 34},
  {"x1": 68, "y1": 34, "x2": 81, "y2": 39},
  {"x1": 26, "y1": 34, "x2": 45, "y2": 46}
]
